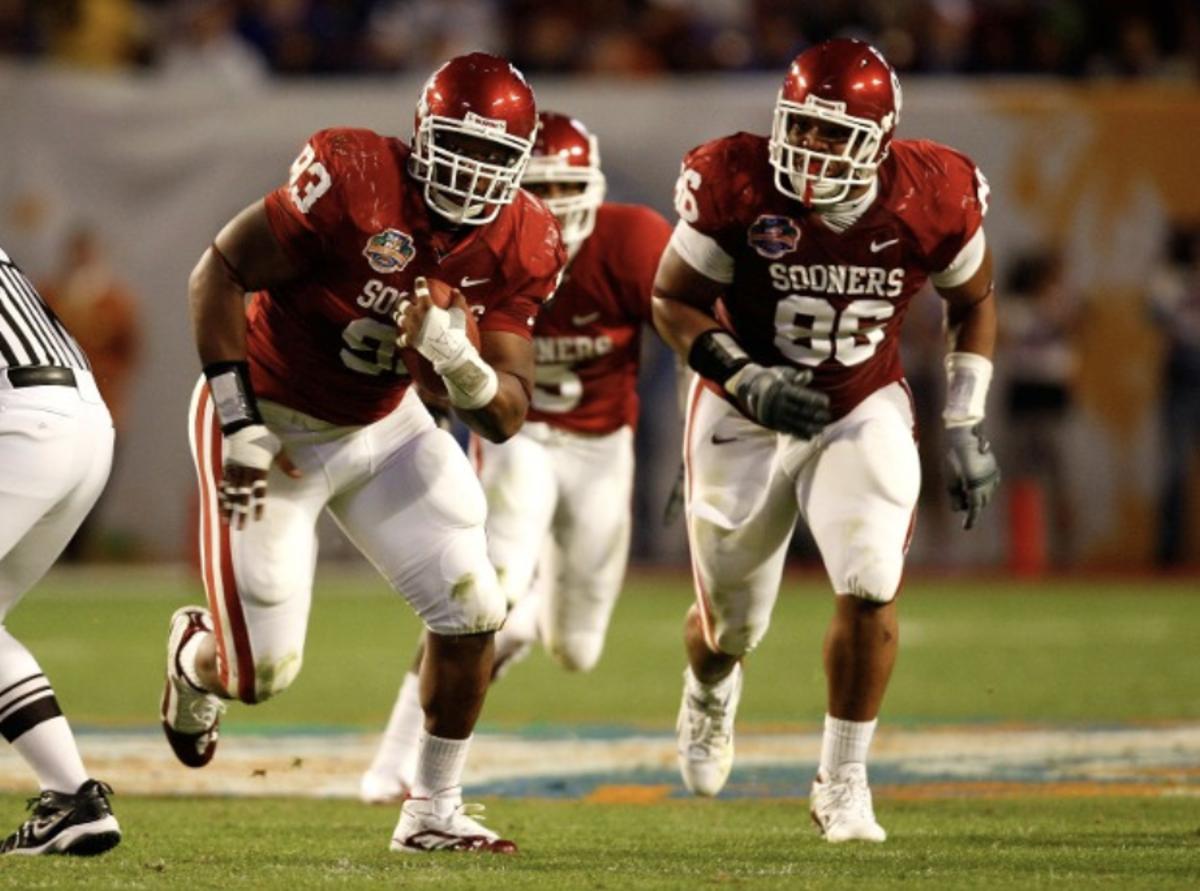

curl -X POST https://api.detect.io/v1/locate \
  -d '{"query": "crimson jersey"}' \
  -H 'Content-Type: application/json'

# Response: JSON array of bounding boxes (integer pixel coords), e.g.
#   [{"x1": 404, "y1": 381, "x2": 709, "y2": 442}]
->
[
  {"x1": 254, "y1": 128, "x2": 564, "y2": 425},
  {"x1": 677, "y1": 133, "x2": 986, "y2": 419},
  {"x1": 527, "y1": 203, "x2": 670, "y2": 434}
]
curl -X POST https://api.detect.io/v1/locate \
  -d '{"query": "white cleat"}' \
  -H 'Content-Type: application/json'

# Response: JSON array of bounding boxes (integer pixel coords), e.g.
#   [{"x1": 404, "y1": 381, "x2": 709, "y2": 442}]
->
[
  {"x1": 160, "y1": 607, "x2": 225, "y2": 768},
  {"x1": 676, "y1": 663, "x2": 743, "y2": 797},
  {"x1": 359, "y1": 769, "x2": 411, "y2": 805},
  {"x1": 390, "y1": 787, "x2": 516, "y2": 853},
  {"x1": 810, "y1": 763, "x2": 887, "y2": 843}
]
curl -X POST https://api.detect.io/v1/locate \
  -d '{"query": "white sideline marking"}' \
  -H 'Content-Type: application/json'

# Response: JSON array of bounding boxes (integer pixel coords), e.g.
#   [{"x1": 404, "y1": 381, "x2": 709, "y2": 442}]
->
[{"x1": 1, "y1": 724, "x2": 1197, "y2": 798}]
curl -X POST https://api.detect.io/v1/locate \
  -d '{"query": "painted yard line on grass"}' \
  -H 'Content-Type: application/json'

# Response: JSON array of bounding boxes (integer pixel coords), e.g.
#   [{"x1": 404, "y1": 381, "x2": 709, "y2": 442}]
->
[{"x1": 0, "y1": 724, "x2": 1195, "y2": 800}]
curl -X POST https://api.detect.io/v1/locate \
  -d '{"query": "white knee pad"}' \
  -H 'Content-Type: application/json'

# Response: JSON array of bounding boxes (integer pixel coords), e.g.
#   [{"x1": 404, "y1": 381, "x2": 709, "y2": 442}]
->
[
  {"x1": 250, "y1": 650, "x2": 303, "y2": 702},
  {"x1": 709, "y1": 618, "x2": 769, "y2": 658},
  {"x1": 421, "y1": 531, "x2": 507, "y2": 634},
  {"x1": 835, "y1": 546, "x2": 903, "y2": 603},
  {"x1": 546, "y1": 631, "x2": 604, "y2": 673}
]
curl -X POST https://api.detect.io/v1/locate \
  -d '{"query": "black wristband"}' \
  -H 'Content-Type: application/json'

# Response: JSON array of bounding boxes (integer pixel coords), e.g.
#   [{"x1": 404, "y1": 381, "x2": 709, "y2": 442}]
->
[
  {"x1": 687, "y1": 329, "x2": 751, "y2": 386},
  {"x1": 203, "y1": 360, "x2": 262, "y2": 434}
]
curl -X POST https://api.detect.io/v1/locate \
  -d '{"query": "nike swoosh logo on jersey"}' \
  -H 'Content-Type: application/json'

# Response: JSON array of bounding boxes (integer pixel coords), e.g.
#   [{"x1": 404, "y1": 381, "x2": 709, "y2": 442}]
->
[
  {"x1": 711, "y1": 433, "x2": 740, "y2": 445},
  {"x1": 572, "y1": 312, "x2": 601, "y2": 326},
  {"x1": 460, "y1": 276, "x2": 491, "y2": 288},
  {"x1": 869, "y1": 238, "x2": 900, "y2": 252}
]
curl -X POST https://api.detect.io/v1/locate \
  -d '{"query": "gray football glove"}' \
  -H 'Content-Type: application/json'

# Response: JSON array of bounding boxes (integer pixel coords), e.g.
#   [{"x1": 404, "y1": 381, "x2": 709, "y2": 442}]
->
[
  {"x1": 731, "y1": 364, "x2": 831, "y2": 439},
  {"x1": 944, "y1": 423, "x2": 1001, "y2": 530}
]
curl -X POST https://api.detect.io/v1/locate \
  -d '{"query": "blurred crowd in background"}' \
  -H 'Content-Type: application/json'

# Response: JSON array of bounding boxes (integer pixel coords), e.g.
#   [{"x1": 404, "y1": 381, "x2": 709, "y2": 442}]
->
[
  {"x1": 3, "y1": 1, "x2": 1198, "y2": 570},
  {"x1": 1, "y1": 0, "x2": 1198, "y2": 82}
]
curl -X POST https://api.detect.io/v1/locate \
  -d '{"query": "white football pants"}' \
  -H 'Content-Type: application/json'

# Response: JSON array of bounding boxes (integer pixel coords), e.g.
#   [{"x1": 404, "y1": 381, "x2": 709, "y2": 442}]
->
[
  {"x1": 684, "y1": 379, "x2": 919, "y2": 656},
  {"x1": 189, "y1": 379, "x2": 505, "y2": 704},
  {"x1": 0, "y1": 371, "x2": 112, "y2": 619},
  {"x1": 472, "y1": 422, "x2": 633, "y2": 672}
]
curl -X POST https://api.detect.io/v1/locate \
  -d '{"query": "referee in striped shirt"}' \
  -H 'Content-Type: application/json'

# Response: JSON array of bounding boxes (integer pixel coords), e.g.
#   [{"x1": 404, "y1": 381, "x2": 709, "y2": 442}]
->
[{"x1": 0, "y1": 243, "x2": 121, "y2": 856}]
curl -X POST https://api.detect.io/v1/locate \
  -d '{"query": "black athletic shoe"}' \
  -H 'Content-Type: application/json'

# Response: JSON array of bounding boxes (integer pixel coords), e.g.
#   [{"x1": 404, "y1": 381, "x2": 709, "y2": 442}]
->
[{"x1": 0, "y1": 779, "x2": 121, "y2": 856}]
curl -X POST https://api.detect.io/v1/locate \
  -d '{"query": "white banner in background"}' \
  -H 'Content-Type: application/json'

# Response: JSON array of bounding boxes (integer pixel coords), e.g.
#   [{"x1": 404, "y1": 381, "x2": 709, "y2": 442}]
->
[{"x1": 2, "y1": 64, "x2": 1196, "y2": 564}]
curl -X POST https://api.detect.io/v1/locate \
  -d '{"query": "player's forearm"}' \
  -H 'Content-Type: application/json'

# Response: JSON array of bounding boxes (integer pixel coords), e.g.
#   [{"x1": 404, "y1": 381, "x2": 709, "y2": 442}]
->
[
  {"x1": 651, "y1": 294, "x2": 722, "y2": 359},
  {"x1": 945, "y1": 288, "x2": 996, "y2": 360},
  {"x1": 190, "y1": 247, "x2": 249, "y2": 365},
  {"x1": 941, "y1": 290, "x2": 997, "y2": 429},
  {"x1": 456, "y1": 372, "x2": 529, "y2": 442},
  {"x1": 939, "y1": 241, "x2": 996, "y2": 361}
]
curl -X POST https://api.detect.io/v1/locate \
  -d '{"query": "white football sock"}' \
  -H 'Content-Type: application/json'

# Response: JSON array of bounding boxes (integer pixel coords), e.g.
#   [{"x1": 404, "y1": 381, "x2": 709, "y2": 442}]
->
[
  {"x1": 0, "y1": 631, "x2": 89, "y2": 793},
  {"x1": 412, "y1": 731, "x2": 472, "y2": 799},
  {"x1": 819, "y1": 714, "x2": 878, "y2": 777},
  {"x1": 12, "y1": 716, "x2": 90, "y2": 794},
  {"x1": 367, "y1": 671, "x2": 422, "y2": 784},
  {"x1": 685, "y1": 663, "x2": 738, "y2": 700}
]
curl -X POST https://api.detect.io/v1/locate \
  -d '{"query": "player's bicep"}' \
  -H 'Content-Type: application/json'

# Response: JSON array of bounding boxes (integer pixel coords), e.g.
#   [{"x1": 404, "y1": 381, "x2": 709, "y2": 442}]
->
[
  {"x1": 212, "y1": 199, "x2": 306, "y2": 291},
  {"x1": 936, "y1": 240, "x2": 993, "y2": 314},
  {"x1": 653, "y1": 243, "x2": 727, "y2": 312}
]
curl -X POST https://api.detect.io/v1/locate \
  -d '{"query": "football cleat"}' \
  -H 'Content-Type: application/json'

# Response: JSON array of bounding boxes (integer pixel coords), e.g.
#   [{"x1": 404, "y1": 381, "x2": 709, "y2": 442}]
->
[
  {"x1": 676, "y1": 663, "x2": 743, "y2": 797},
  {"x1": 0, "y1": 779, "x2": 121, "y2": 856},
  {"x1": 359, "y1": 769, "x2": 411, "y2": 806},
  {"x1": 810, "y1": 763, "x2": 887, "y2": 843},
  {"x1": 161, "y1": 606, "x2": 225, "y2": 768},
  {"x1": 391, "y1": 788, "x2": 517, "y2": 854}
]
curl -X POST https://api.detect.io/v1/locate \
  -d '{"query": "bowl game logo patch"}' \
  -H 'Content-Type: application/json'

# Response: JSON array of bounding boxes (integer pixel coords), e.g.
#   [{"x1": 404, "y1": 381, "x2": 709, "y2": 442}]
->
[
  {"x1": 363, "y1": 229, "x2": 416, "y2": 274},
  {"x1": 747, "y1": 214, "x2": 800, "y2": 259}
]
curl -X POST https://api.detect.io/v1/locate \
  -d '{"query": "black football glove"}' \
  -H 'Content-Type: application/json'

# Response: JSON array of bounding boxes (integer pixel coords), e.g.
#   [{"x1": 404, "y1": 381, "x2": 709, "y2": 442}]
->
[
  {"x1": 944, "y1": 423, "x2": 1001, "y2": 530},
  {"x1": 731, "y1": 364, "x2": 831, "y2": 439}
]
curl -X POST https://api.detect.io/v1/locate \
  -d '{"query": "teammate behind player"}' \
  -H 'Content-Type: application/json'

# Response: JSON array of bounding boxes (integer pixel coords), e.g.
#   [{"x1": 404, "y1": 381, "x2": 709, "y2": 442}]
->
[
  {"x1": 360, "y1": 112, "x2": 672, "y2": 804},
  {"x1": 0, "y1": 245, "x2": 120, "y2": 856},
  {"x1": 159, "y1": 53, "x2": 565, "y2": 853},
  {"x1": 654, "y1": 39, "x2": 1000, "y2": 841}
]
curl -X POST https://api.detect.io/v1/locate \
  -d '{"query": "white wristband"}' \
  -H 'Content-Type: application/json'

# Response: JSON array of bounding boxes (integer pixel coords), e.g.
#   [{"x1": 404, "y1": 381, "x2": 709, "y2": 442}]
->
[
  {"x1": 942, "y1": 351, "x2": 992, "y2": 428},
  {"x1": 223, "y1": 423, "x2": 281, "y2": 471},
  {"x1": 404, "y1": 286, "x2": 498, "y2": 410},
  {"x1": 440, "y1": 346, "x2": 500, "y2": 410}
]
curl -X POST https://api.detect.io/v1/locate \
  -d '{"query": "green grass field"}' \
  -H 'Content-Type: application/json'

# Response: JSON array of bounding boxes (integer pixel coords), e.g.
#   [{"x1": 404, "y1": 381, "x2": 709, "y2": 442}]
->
[
  {"x1": 1, "y1": 566, "x2": 1198, "y2": 887},
  {"x1": 0, "y1": 797, "x2": 1196, "y2": 890},
  {"x1": 10, "y1": 566, "x2": 1199, "y2": 728}
]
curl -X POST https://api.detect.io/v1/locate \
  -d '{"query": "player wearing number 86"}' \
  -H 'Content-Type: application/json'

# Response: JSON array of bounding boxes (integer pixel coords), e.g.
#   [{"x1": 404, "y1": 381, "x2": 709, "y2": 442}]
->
[
  {"x1": 163, "y1": 52, "x2": 564, "y2": 854},
  {"x1": 653, "y1": 38, "x2": 1000, "y2": 840},
  {"x1": 360, "y1": 111, "x2": 672, "y2": 806}
]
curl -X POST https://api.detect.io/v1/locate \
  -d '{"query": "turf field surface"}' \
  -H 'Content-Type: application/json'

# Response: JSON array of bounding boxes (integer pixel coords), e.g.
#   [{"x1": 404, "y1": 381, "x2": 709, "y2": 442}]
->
[
  {"x1": 0, "y1": 566, "x2": 1196, "y2": 888},
  {"x1": 7, "y1": 566, "x2": 1199, "y2": 729},
  {"x1": 0, "y1": 796, "x2": 1196, "y2": 890}
]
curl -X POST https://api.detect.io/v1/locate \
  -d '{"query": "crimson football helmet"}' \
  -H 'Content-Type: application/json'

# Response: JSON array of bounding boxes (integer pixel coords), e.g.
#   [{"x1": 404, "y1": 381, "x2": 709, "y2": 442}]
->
[
  {"x1": 768, "y1": 39, "x2": 902, "y2": 207},
  {"x1": 522, "y1": 112, "x2": 607, "y2": 259},
  {"x1": 409, "y1": 53, "x2": 539, "y2": 225}
]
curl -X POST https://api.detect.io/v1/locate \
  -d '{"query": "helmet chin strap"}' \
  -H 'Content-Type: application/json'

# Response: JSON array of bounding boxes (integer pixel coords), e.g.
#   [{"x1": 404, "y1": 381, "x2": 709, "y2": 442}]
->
[
  {"x1": 427, "y1": 185, "x2": 492, "y2": 225},
  {"x1": 808, "y1": 176, "x2": 879, "y2": 232}
]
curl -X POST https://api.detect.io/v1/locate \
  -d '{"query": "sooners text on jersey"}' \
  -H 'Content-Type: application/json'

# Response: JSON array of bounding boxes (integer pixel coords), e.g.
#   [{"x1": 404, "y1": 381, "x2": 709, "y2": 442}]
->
[
  {"x1": 527, "y1": 203, "x2": 670, "y2": 434},
  {"x1": 256, "y1": 128, "x2": 565, "y2": 425},
  {"x1": 679, "y1": 133, "x2": 987, "y2": 419}
]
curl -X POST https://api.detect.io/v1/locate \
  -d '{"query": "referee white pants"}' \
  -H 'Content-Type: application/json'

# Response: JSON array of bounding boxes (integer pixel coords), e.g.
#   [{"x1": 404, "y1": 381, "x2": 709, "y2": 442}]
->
[{"x1": 0, "y1": 371, "x2": 113, "y2": 618}]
